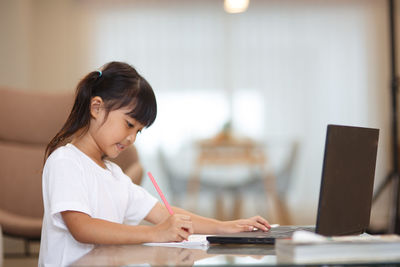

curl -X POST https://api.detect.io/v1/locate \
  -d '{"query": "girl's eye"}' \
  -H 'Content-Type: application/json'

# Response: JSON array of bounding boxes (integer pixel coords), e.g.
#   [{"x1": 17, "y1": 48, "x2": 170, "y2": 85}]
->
[{"x1": 127, "y1": 121, "x2": 134, "y2": 128}]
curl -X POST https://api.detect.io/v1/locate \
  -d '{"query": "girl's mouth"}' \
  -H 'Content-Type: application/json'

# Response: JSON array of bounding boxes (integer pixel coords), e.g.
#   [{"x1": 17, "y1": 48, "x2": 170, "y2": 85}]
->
[{"x1": 116, "y1": 143, "x2": 125, "y2": 151}]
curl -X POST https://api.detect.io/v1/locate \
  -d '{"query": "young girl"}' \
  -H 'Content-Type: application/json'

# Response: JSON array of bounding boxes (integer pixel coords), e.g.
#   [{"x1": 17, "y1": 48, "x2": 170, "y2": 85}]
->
[{"x1": 38, "y1": 61, "x2": 271, "y2": 266}]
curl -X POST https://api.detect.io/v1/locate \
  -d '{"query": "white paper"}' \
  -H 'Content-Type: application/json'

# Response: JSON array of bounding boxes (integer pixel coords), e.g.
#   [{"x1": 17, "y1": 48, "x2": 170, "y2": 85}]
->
[{"x1": 144, "y1": 234, "x2": 210, "y2": 250}]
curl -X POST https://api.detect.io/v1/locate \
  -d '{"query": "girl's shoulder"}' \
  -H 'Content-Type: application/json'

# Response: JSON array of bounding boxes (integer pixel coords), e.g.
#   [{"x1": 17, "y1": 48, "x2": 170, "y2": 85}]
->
[
  {"x1": 44, "y1": 143, "x2": 84, "y2": 169},
  {"x1": 48, "y1": 143, "x2": 79, "y2": 158}
]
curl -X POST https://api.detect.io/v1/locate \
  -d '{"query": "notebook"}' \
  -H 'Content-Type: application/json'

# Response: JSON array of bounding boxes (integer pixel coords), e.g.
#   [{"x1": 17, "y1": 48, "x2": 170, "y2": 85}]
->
[{"x1": 207, "y1": 124, "x2": 379, "y2": 244}]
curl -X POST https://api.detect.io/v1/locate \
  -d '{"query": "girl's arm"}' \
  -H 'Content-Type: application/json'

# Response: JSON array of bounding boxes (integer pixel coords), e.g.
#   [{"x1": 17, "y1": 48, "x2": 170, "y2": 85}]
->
[
  {"x1": 172, "y1": 206, "x2": 271, "y2": 234},
  {"x1": 63, "y1": 203, "x2": 271, "y2": 244},
  {"x1": 144, "y1": 202, "x2": 271, "y2": 235},
  {"x1": 61, "y1": 209, "x2": 193, "y2": 245}
]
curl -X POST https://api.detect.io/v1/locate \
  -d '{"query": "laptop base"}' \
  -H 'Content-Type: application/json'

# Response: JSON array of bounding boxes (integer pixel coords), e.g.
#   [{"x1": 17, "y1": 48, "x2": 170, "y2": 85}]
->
[{"x1": 207, "y1": 226, "x2": 315, "y2": 244}]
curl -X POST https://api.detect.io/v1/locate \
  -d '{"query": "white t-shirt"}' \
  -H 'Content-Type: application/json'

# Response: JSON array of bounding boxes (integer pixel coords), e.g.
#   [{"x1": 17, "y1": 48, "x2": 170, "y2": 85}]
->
[{"x1": 39, "y1": 144, "x2": 158, "y2": 266}]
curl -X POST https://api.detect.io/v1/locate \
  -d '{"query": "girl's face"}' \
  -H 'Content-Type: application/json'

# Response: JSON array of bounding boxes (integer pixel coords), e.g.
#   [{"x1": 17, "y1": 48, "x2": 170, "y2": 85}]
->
[{"x1": 89, "y1": 97, "x2": 144, "y2": 159}]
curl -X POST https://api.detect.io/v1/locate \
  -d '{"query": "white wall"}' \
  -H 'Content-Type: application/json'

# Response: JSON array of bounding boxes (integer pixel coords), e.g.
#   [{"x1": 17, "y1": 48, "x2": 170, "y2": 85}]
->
[
  {"x1": 0, "y1": 0, "x2": 394, "y2": 228},
  {"x1": 0, "y1": 0, "x2": 32, "y2": 90}
]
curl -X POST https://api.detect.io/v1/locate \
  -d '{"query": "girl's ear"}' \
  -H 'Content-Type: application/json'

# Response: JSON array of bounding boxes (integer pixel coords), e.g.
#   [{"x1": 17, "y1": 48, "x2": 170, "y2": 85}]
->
[{"x1": 90, "y1": 96, "x2": 104, "y2": 119}]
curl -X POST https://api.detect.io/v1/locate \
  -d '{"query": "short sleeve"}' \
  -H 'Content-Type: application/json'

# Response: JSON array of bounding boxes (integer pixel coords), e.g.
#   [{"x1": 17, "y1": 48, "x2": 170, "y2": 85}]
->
[
  {"x1": 44, "y1": 157, "x2": 91, "y2": 230},
  {"x1": 124, "y1": 182, "x2": 158, "y2": 225}
]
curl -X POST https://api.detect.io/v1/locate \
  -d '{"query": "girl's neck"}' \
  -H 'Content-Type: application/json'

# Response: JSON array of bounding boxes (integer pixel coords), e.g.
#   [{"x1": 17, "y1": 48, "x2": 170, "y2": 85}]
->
[{"x1": 71, "y1": 133, "x2": 107, "y2": 169}]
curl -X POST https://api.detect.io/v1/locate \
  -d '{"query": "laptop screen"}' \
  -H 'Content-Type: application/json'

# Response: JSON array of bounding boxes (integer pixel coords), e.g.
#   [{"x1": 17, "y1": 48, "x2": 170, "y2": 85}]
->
[{"x1": 315, "y1": 125, "x2": 379, "y2": 236}]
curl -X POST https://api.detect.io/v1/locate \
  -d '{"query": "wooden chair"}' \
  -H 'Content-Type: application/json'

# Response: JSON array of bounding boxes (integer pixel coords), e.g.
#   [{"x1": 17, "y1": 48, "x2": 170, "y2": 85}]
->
[{"x1": 186, "y1": 131, "x2": 291, "y2": 223}]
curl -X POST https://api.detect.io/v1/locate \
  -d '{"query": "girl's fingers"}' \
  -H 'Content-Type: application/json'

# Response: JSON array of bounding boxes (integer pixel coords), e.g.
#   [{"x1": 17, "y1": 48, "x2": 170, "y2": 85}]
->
[
  {"x1": 237, "y1": 223, "x2": 262, "y2": 232},
  {"x1": 246, "y1": 216, "x2": 271, "y2": 230},
  {"x1": 252, "y1": 221, "x2": 270, "y2": 231},
  {"x1": 255, "y1": 216, "x2": 271, "y2": 228},
  {"x1": 238, "y1": 224, "x2": 255, "y2": 232},
  {"x1": 178, "y1": 228, "x2": 191, "y2": 241},
  {"x1": 172, "y1": 214, "x2": 193, "y2": 228},
  {"x1": 236, "y1": 216, "x2": 271, "y2": 232},
  {"x1": 180, "y1": 222, "x2": 194, "y2": 234}
]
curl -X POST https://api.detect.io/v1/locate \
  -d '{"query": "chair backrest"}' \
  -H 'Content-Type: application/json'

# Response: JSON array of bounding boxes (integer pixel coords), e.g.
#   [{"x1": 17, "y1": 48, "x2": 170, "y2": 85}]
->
[
  {"x1": 0, "y1": 88, "x2": 73, "y2": 239},
  {"x1": 0, "y1": 88, "x2": 74, "y2": 221}
]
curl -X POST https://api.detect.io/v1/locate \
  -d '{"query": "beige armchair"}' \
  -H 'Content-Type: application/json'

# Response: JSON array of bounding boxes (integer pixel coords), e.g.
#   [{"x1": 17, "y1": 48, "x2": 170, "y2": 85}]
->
[{"x1": 0, "y1": 88, "x2": 143, "y2": 254}]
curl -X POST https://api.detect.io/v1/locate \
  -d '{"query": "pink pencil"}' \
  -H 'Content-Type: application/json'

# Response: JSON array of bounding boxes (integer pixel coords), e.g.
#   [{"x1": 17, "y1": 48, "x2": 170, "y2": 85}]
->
[{"x1": 147, "y1": 172, "x2": 174, "y2": 215}]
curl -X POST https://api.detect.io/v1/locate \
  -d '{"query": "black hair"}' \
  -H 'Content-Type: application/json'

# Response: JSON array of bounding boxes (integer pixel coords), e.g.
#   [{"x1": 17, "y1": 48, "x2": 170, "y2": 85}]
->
[{"x1": 45, "y1": 61, "x2": 157, "y2": 159}]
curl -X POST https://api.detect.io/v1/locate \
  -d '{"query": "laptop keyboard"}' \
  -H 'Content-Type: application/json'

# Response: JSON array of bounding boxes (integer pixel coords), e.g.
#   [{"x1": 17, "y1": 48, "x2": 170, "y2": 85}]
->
[{"x1": 258, "y1": 225, "x2": 315, "y2": 238}]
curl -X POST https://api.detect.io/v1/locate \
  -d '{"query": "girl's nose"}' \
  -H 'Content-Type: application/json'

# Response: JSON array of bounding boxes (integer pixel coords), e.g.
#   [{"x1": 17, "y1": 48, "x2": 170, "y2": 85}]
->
[{"x1": 127, "y1": 133, "x2": 136, "y2": 144}]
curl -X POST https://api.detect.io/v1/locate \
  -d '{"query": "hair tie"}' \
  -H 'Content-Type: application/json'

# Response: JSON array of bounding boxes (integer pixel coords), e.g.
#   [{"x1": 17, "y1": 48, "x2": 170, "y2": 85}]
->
[{"x1": 96, "y1": 70, "x2": 102, "y2": 77}]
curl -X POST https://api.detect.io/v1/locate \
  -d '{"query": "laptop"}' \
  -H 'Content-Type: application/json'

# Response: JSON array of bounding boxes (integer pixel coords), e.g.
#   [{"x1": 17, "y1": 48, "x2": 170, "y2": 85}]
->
[{"x1": 207, "y1": 124, "x2": 379, "y2": 244}]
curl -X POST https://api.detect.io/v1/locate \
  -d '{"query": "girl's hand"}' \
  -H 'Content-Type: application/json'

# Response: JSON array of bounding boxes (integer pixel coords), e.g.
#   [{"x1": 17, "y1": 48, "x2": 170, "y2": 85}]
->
[
  {"x1": 153, "y1": 214, "x2": 194, "y2": 242},
  {"x1": 219, "y1": 215, "x2": 271, "y2": 234}
]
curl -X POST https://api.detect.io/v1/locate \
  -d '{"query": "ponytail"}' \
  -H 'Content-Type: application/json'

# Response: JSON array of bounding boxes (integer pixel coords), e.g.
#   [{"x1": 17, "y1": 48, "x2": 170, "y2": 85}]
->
[{"x1": 44, "y1": 71, "x2": 101, "y2": 160}]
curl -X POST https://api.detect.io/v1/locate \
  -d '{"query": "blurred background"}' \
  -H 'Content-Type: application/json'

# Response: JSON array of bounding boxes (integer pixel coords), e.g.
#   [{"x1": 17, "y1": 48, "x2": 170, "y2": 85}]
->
[{"x1": 0, "y1": 0, "x2": 398, "y2": 266}]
